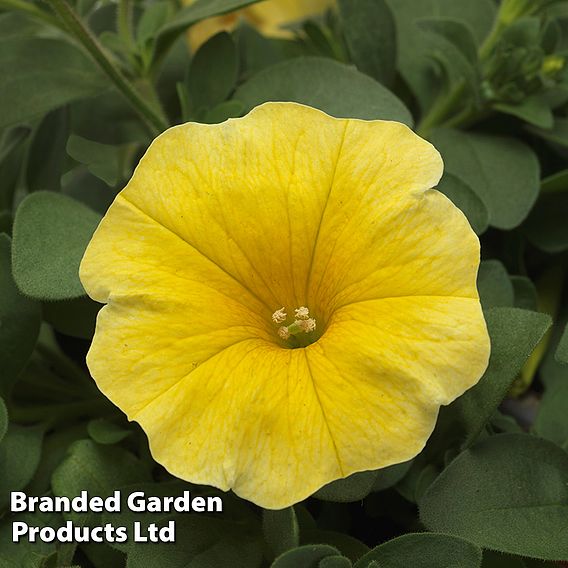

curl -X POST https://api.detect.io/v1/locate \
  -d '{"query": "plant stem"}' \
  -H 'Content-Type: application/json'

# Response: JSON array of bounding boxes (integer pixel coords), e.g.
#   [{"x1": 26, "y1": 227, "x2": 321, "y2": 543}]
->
[
  {"x1": 116, "y1": 0, "x2": 142, "y2": 73},
  {"x1": 45, "y1": 0, "x2": 169, "y2": 136},
  {"x1": 416, "y1": 81, "x2": 467, "y2": 138},
  {"x1": 117, "y1": 0, "x2": 135, "y2": 51},
  {"x1": 444, "y1": 103, "x2": 490, "y2": 131},
  {"x1": 478, "y1": 20, "x2": 506, "y2": 62}
]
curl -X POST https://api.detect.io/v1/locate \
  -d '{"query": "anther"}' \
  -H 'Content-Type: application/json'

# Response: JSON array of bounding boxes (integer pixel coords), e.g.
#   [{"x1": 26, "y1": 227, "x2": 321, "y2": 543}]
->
[
  {"x1": 298, "y1": 318, "x2": 316, "y2": 332},
  {"x1": 294, "y1": 306, "x2": 310, "y2": 320},
  {"x1": 272, "y1": 307, "x2": 287, "y2": 324},
  {"x1": 278, "y1": 326, "x2": 291, "y2": 339}
]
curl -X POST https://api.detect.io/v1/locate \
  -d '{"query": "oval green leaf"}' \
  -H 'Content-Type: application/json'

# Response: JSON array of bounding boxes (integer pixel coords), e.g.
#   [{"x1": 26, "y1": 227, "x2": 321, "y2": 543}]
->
[
  {"x1": 234, "y1": 57, "x2": 413, "y2": 125},
  {"x1": 313, "y1": 471, "x2": 378, "y2": 503},
  {"x1": 0, "y1": 38, "x2": 106, "y2": 129},
  {"x1": 354, "y1": 533, "x2": 482, "y2": 568},
  {"x1": 419, "y1": 434, "x2": 568, "y2": 560},
  {"x1": 430, "y1": 128, "x2": 540, "y2": 230},
  {"x1": 338, "y1": 0, "x2": 396, "y2": 85},
  {"x1": 263, "y1": 507, "x2": 300, "y2": 560},
  {"x1": 12, "y1": 191, "x2": 102, "y2": 300},
  {"x1": 0, "y1": 424, "x2": 44, "y2": 509}
]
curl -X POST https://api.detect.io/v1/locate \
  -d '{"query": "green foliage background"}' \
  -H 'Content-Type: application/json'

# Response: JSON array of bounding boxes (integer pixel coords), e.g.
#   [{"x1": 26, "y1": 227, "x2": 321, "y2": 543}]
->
[{"x1": 1, "y1": 0, "x2": 568, "y2": 566}]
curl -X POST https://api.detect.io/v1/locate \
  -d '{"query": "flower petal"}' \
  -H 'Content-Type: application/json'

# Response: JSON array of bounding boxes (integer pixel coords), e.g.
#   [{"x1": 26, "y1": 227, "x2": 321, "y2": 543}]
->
[
  {"x1": 311, "y1": 189, "x2": 481, "y2": 318},
  {"x1": 186, "y1": 0, "x2": 334, "y2": 50}
]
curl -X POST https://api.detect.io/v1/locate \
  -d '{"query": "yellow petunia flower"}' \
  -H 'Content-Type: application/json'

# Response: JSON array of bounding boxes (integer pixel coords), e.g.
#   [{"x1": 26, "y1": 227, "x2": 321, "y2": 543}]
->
[
  {"x1": 80, "y1": 102, "x2": 490, "y2": 509},
  {"x1": 186, "y1": 0, "x2": 334, "y2": 51}
]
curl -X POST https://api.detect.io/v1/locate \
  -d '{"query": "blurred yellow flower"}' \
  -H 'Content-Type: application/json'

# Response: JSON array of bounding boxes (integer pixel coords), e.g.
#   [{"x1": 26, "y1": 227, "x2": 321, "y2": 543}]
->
[
  {"x1": 186, "y1": 0, "x2": 334, "y2": 51},
  {"x1": 80, "y1": 102, "x2": 490, "y2": 509}
]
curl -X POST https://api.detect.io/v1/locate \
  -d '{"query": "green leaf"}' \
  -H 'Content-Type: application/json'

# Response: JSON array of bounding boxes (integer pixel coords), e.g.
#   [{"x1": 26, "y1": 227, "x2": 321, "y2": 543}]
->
[
  {"x1": 0, "y1": 424, "x2": 44, "y2": 508},
  {"x1": 430, "y1": 129, "x2": 540, "y2": 230},
  {"x1": 445, "y1": 308, "x2": 551, "y2": 447},
  {"x1": 87, "y1": 418, "x2": 132, "y2": 445},
  {"x1": 420, "y1": 19, "x2": 478, "y2": 65},
  {"x1": 489, "y1": 411, "x2": 523, "y2": 434},
  {"x1": 202, "y1": 100, "x2": 245, "y2": 124},
  {"x1": 534, "y1": 380, "x2": 568, "y2": 449},
  {"x1": 338, "y1": 0, "x2": 396, "y2": 85},
  {"x1": 354, "y1": 533, "x2": 482, "y2": 568},
  {"x1": 436, "y1": 173, "x2": 489, "y2": 234},
  {"x1": 313, "y1": 471, "x2": 378, "y2": 502},
  {"x1": 541, "y1": 169, "x2": 568, "y2": 193},
  {"x1": 136, "y1": 1, "x2": 171, "y2": 48},
  {"x1": 302, "y1": 21, "x2": 340, "y2": 60},
  {"x1": 0, "y1": 511, "x2": 61, "y2": 568},
  {"x1": 26, "y1": 108, "x2": 69, "y2": 193},
  {"x1": 419, "y1": 433, "x2": 568, "y2": 560},
  {"x1": 62, "y1": 168, "x2": 117, "y2": 215},
  {"x1": 557, "y1": 323, "x2": 568, "y2": 365},
  {"x1": 271, "y1": 545, "x2": 340, "y2": 568},
  {"x1": 0, "y1": 127, "x2": 29, "y2": 165},
  {"x1": 263, "y1": 507, "x2": 300, "y2": 560},
  {"x1": 540, "y1": 310, "x2": 568, "y2": 392},
  {"x1": 69, "y1": 91, "x2": 148, "y2": 146},
  {"x1": 66, "y1": 135, "x2": 122, "y2": 187},
  {"x1": 524, "y1": 190, "x2": 568, "y2": 253},
  {"x1": 82, "y1": 543, "x2": 125, "y2": 568},
  {"x1": 27, "y1": 423, "x2": 88, "y2": 496},
  {"x1": 477, "y1": 260, "x2": 514, "y2": 309},
  {"x1": 494, "y1": 97, "x2": 554, "y2": 129},
  {"x1": 0, "y1": 38, "x2": 107, "y2": 129},
  {"x1": 319, "y1": 557, "x2": 352, "y2": 568},
  {"x1": 0, "y1": 12, "x2": 42, "y2": 40},
  {"x1": 0, "y1": 234, "x2": 41, "y2": 395},
  {"x1": 302, "y1": 531, "x2": 369, "y2": 563},
  {"x1": 0, "y1": 398, "x2": 7, "y2": 445},
  {"x1": 51, "y1": 439, "x2": 150, "y2": 523},
  {"x1": 187, "y1": 32, "x2": 239, "y2": 116},
  {"x1": 372, "y1": 460, "x2": 413, "y2": 492},
  {"x1": 235, "y1": 24, "x2": 302, "y2": 77},
  {"x1": 12, "y1": 191, "x2": 102, "y2": 300},
  {"x1": 417, "y1": 18, "x2": 480, "y2": 97},
  {"x1": 233, "y1": 57, "x2": 413, "y2": 125}
]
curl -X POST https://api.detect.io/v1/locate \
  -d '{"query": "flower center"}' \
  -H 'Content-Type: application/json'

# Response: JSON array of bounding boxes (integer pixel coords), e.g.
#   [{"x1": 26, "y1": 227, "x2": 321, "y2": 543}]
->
[{"x1": 271, "y1": 306, "x2": 318, "y2": 348}]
